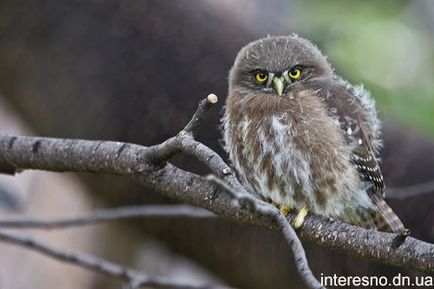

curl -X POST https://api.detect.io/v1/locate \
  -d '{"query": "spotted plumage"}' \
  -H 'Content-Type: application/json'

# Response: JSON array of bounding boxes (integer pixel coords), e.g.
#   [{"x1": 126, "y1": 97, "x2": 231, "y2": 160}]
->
[{"x1": 223, "y1": 35, "x2": 408, "y2": 234}]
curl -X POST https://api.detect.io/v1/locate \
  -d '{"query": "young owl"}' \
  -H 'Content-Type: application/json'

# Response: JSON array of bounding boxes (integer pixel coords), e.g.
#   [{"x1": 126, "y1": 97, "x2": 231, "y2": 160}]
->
[{"x1": 222, "y1": 35, "x2": 408, "y2": 234}]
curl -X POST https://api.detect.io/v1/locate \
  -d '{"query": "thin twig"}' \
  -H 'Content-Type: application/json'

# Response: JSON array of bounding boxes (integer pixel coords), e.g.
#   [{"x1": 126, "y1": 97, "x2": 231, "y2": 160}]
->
[
  {"x1": 149, "y1": 94, "x2": 220, "y2": 164},
  {"x1": 184, "y1": 93, "x2": 218, "y2": 136},
  {"x1": 0, "y1": 230, "x2": 225, "y2": 289},
  {"x1": 387, "y1": 179, "x2": 434, "y2": 199},
  {"x1": 207, "y1": 175, "x2": 325, "y2": 289},
  {"x1": 0, "y1": 204, "x2": 215, "y2": 230}
]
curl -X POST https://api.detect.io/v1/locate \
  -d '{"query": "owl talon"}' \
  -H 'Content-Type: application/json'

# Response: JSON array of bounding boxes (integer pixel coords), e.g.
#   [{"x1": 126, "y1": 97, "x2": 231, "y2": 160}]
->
[
  {"x1": 293, "y1": 206, "x2": 308, "y2": 229},
  {"x1": 280, "y1": 205, "x2": 292, "y2": 217}
]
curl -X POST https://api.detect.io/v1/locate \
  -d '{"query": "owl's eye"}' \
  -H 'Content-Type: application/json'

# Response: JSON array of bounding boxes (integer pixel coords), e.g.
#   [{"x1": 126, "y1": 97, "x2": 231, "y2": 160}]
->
[
  {"x1": 255, "y1": 71, "x2": 268, "y2": 84},
  {"x1": 288, "y1": 67, "x2": 302, "y2": 80}
]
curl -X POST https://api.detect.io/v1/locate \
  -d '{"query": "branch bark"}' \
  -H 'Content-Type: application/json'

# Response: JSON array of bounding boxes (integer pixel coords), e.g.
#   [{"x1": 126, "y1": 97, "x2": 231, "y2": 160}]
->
[{"x1": 0, "y1": 95, "x2": 433, "y2": 287}]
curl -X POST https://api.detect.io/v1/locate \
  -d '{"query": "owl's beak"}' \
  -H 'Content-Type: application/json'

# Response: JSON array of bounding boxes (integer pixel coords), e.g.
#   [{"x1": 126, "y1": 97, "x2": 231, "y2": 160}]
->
[{"x1": 272, "y1": 76, "x2": 286, "y2": 96}]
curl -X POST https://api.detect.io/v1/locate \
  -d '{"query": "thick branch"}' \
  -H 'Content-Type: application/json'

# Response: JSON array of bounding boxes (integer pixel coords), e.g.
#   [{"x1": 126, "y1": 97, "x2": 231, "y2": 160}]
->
[
  {"x1": 0, "y1": 96, "x2": 433, "y2": 278},
  {"x1": 140, "y1": 162, "x2": 434, "y2": 274},
  {"x1": 289, "y1": 214, "x2": 434, "y2": 274}
]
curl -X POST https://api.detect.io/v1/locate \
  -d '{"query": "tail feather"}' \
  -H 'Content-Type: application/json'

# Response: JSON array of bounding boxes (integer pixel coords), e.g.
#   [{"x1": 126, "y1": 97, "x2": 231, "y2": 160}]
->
[{"x1": 368, "y1": 190, "x2": 408, "y2": 235}]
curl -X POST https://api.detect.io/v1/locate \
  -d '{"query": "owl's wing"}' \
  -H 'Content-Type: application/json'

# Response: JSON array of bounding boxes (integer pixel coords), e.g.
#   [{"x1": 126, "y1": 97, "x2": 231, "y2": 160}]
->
[
  {"x1": 305, "y1": 78, "x2": 409, "y2": 234},
  {"x1": 307, "y1": 77, "x2": 385, "y2": 197},
  {"x1": 351, "y1": 145, "x2": 385, "y2": 195}
]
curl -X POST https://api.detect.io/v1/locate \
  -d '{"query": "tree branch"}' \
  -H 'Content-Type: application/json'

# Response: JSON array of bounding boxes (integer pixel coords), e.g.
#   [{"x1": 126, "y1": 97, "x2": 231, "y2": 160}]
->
[
  {"x1": 207, "y1": 175, "x2": 324, "y2": 289},
  {"x1": 387, "y1": 180, "x2": 434, "y2": 199},
  {"x1": 0, "y1": 230, "x2": 227, "y2": 289},
  {"x1": 0, "y1": 94, "x2": 433, "y2": 288},
  {"x1": 0, "y1": 204, "x2": 215, "y2": 230}
]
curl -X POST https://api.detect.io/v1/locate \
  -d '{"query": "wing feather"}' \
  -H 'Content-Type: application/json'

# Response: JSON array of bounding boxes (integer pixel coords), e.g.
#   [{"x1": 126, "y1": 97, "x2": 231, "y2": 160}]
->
[{"x1": 307, "y1": 77, "x2": 385, "y2": 196}]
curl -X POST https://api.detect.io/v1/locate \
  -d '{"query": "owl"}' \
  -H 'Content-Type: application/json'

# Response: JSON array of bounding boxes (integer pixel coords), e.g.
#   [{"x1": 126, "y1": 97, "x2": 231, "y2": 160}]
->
[{"x1": 222, "y1": 35, "x2": 408, "y2": 235}]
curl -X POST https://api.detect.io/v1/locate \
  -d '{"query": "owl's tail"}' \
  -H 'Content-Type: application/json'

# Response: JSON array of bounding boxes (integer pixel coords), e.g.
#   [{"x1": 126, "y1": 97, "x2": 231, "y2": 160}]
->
[{"x1": 368, "y1": 190, "x2": 409, "y2": 236}]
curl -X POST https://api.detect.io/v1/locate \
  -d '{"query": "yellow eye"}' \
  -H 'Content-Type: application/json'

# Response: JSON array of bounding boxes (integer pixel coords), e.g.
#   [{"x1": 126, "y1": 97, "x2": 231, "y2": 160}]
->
[
  {"x1": 289, "y1": 67, "x2": 302, "y2": 80},
  {"x1": 255, "y1": 72, "x2": 268, "y2": 84}
]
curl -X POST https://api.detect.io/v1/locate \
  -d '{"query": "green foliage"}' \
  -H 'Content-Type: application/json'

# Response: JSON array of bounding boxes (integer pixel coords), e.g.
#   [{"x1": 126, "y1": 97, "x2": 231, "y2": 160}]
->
[{"x1": 290, "y1": 0, "x2": 434, "y2": 136}]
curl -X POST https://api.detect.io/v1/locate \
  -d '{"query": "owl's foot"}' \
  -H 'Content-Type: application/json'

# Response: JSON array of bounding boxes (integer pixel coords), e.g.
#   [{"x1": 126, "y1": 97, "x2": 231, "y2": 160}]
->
[
  {"x1": 265, "y1": 199, "x2": 292, "y2": 217},
  {"x1": 280, "y1": 205, "x2": 292, "y2": 217},
  {"x1": 293, "y1": 206, "x2": 308, "y2": 229}
]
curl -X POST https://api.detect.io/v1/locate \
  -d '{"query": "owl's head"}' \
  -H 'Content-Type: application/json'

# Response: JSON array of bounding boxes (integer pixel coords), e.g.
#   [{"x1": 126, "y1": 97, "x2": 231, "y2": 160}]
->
[{"x1": 229, "y1": 35, "x2": 333, "y2": 96}]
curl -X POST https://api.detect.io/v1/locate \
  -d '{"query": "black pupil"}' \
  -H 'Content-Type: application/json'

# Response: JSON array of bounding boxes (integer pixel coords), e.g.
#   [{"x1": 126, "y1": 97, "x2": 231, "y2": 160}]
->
[
  {"x1": 291, "y1": 68, "x2": 299, "y2": 75},
  {"x1": 259, "y1": 73, "x2": 265, "y2": 79}
]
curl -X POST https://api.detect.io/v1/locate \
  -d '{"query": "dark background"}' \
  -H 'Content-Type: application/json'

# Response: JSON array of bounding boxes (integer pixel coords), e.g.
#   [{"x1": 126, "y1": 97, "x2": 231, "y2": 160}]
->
[{"x1": 0, "y1": 1, "x2": 433, "y2": 288}]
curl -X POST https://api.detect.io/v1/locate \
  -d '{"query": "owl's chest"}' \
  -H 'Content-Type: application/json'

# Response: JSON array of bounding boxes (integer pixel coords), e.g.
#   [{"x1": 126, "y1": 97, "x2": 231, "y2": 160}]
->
[
  {"x1": 224, "y1": 114, "x2": 316, "y2": 205},
  {"x1": 223, "y1": 109, "x2": 355, "y2": 210}
]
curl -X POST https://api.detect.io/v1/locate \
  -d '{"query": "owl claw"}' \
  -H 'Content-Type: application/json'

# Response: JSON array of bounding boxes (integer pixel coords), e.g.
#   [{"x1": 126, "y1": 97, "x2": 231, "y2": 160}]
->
[
  {"x1": 293, "y1": 206, "x2": 308, "y2": 229},
  {"x1": 280, "y1": 205, "x2": 292, "y2": 217},
  {"x1": 266, "y1": 200, "x2": 292, "y2": 217}
]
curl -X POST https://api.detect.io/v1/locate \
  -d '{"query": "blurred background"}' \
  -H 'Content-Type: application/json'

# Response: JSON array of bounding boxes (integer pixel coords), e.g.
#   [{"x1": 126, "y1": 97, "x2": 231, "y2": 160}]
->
[{"x1": 0, "y1": 0, "x2": 433, "y2": 288}]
